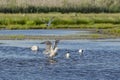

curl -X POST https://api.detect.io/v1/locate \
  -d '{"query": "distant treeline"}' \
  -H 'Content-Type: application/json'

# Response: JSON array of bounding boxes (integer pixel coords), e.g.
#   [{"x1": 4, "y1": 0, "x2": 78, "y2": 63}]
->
[{"x1": 0, "y1": 0, "x2": 120, "y2": 13}]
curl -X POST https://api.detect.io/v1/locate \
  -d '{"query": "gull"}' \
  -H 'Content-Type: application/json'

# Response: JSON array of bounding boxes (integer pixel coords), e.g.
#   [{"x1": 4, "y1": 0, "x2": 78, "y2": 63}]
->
[
  {"x1": 41, "y1": 40, "x2": 59, "y2": 59},
  {"x1": 46, "y1": 17, "x2": 54, "y2": 27},
  {"x1": 41, "y1": 17, "x2": 54, "y2": 27},
  {"x1": 31, "y1": 45, "x2": 39, "y2": 51},
  {"x1": 65, "y1": 52, "x2": 70, "y2": 59},
  {"x1": 78, "y1": 49, "x2": 83, "y2": 55}
]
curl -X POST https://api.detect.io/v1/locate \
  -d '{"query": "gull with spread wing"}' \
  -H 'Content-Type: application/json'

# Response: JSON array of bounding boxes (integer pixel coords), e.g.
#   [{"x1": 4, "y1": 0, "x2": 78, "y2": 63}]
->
[{"x1": 41, "y1": 40, "x2": 59, "y2": 59}]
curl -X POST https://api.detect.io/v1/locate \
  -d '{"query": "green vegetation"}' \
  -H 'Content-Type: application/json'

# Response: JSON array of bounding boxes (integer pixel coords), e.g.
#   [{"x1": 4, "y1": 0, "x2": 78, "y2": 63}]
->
[
  {"x1": 0, "y1": 13, "x2": 120, "y2": 30},
  {"x1": 0, "y1": 0, "x2": 120, "y2": 13}
]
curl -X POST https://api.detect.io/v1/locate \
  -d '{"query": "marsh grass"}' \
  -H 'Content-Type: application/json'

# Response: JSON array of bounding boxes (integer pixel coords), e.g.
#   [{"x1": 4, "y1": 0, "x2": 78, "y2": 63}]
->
[{"x1": 0, "y1": 13, "x2": 120, "y2": 30}]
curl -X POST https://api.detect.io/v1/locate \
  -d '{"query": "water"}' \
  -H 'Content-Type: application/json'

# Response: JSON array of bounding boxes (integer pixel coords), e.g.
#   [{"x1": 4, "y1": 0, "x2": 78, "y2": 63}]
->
[
  {"x1": 0, "y1": 30, "x2": 90, "y2": 36},
  {"x1": 0, "y1": 39, "x2": 120, "y2": 80}
]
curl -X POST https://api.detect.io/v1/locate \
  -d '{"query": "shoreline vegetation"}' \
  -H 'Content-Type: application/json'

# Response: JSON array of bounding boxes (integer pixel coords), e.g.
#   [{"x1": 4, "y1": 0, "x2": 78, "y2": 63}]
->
[
  {"x1": 0, "y1": 13, "x2": 120, "y2": 29},
  {"x1": 0, "y1": 13, "x2": 120, "y2": 40}
]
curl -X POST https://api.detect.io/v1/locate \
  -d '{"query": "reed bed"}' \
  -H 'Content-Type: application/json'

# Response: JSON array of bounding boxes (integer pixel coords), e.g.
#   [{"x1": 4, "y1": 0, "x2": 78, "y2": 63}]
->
[{"x1": 0, "y1": 0, "x2": 120, "y2": 13}]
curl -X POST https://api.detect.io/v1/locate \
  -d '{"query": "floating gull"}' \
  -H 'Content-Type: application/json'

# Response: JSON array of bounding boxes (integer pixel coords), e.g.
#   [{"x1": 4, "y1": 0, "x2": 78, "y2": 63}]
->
[
  {"x1": 31, "y1": 45, "x2": 39, "y2": 51},
  {"x1": 65, "y1": 52, "x2": 70, "y2": 59},
  {"x1": 78, "y1": 49, "x2": 83, "y2": 55}
]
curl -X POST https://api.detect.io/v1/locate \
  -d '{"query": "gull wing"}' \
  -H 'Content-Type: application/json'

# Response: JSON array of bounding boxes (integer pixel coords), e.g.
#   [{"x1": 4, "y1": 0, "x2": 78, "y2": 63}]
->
[
  {"x1": 47, "y1": 17, "x2": 54, "y2": 27},
  {"x1": 53, "y1": 40, "x2": 59, "y2": 50},
  {"x1": 41, "y1": 41, "x2": 52, "y2": 54}
]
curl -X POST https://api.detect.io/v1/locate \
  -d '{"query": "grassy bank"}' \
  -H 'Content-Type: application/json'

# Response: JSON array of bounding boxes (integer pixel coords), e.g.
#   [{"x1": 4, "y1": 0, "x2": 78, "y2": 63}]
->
[
  {"x1": 0, "y1": 13, "x2": 120, "y2": 38},
  {"x1": 0, "y1": 13, "x2": 120, "y2": 29}
]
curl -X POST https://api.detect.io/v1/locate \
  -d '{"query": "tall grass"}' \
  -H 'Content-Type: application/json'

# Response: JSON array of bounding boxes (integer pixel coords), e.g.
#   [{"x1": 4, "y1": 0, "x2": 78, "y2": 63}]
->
[{"x1": 0, "y1": 0, "x2": 120, "y2": 13}]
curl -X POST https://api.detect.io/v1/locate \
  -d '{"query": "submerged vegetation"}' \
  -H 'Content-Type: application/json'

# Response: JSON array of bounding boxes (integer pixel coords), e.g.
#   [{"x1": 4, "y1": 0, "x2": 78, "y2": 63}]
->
[
  {"x1": 0, "y1": 34, "x2": 113, "y2": 40},
  {"x1": 0, "y1": 0, "x2": 120, "y2": 13}
]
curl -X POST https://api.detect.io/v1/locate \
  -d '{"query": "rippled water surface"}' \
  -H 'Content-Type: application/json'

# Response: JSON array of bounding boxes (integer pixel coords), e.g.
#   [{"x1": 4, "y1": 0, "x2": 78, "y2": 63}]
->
[{"x1": 0, "y1": 39, "x2": 120, "y2": 80}]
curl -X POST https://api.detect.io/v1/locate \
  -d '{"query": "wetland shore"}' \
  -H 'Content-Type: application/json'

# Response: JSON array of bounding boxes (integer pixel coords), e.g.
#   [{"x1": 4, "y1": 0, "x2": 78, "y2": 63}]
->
[{"x1": 0, "y1": 13, "x2": 120, "y2": 40}]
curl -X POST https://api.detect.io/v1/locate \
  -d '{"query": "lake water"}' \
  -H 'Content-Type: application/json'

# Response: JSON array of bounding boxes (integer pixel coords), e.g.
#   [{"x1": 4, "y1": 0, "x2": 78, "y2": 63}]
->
[
  {"x1": 0, "y1": 39, "x2": 120, "y2": 80},
  {"x1": 0, "y1": 30, "x2": 90, "y2": 36}
]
